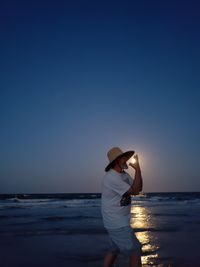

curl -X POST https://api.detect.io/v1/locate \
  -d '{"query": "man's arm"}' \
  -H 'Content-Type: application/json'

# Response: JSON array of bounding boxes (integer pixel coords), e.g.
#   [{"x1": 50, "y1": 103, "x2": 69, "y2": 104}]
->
[{"x1": 125, "y1": 155, "x2": 143, "y2": 196}]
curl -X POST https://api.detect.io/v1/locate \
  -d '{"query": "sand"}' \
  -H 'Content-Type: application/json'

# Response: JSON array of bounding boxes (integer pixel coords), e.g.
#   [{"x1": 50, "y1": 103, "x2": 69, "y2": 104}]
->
[{"x1": 1, "y1": 228, "x2": 199, "y2": 267}]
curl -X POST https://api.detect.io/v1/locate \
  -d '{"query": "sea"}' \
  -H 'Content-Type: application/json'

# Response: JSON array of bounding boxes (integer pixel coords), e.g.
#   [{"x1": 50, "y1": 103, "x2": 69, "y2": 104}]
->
[{"x1": 0, "y1": 192, "x2": 200, "y2": 267}]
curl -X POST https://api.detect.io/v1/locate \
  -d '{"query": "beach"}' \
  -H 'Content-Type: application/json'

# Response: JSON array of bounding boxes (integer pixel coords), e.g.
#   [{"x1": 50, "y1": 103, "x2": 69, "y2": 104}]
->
[{"x1": 0, "y1": 192, "x2": 200, "y2": 267}]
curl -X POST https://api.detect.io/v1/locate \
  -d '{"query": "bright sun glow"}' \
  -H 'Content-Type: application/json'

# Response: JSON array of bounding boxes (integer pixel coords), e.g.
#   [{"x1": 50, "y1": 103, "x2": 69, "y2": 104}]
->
[{"x1": 130, "y1": 157, "x2": 136, "y2": 164}]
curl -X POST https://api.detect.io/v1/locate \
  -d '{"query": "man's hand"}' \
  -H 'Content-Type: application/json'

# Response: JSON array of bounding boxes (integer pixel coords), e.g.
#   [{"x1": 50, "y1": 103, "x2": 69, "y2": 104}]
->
[{"x1": 129, "y1": 154, "x2": 141, "y2": 171}]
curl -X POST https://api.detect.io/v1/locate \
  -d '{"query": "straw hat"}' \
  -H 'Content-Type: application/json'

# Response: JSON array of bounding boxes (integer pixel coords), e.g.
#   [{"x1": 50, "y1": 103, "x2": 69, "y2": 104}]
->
[{"x1": 105, "y1": 147, "x2": 135, "y2": 172}]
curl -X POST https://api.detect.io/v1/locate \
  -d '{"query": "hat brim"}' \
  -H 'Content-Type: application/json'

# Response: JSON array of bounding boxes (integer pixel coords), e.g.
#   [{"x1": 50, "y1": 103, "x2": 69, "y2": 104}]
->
[{"x1": 105, "y1": 150, "x2": 135, "y2": 172}]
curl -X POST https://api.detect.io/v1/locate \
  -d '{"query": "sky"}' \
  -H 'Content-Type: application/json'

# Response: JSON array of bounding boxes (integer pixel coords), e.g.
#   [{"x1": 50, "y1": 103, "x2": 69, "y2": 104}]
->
[{"x1": 0, "y1": 0, "x2": 200, "y2": 194}]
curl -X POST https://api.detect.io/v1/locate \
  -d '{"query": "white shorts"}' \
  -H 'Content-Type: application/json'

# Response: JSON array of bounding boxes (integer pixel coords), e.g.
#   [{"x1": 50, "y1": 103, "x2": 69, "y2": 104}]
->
[{"x1": 106, "y1": 225, "x2": 142, "y2": 256}]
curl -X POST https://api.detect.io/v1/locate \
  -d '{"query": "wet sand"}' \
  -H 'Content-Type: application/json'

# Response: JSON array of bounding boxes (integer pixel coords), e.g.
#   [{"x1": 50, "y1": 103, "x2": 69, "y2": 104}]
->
[{"x1": 1, "y1": 227, "x2": 199, "y2": 267}]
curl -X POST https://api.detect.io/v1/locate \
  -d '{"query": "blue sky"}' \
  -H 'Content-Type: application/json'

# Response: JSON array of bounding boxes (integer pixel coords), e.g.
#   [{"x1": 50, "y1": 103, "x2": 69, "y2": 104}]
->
[{"x1": 0, "y1": 0, "x2": 200, "y2": 193}]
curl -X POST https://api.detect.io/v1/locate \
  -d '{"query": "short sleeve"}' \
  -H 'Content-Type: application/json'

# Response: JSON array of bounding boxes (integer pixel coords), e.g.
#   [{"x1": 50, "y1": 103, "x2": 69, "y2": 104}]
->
[
  {"x1": 106, "y1": 175, "x2": 131, "y2": 196},
  {"x1": 123, "y1": 172, "x2": 134, "y2": 186}
]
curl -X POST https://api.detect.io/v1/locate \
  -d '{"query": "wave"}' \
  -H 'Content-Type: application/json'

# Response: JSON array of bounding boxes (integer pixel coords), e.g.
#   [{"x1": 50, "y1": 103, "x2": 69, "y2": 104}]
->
[
  {"x1": 132, "y1": 195, "x2": 200, "y2": 207},
  {"x1": 1, "y1": 192, "x2": 200, "y2": 210},
  {"x1": 63, "y1": 198, "x2": 101, "y2": 208},
  {"x1": 0, "y1": 200, "x2": 101, "y2": 211},
  {"x1": 7, "y1": 197, "x2": 57, "y2": 203},
  {"x1": 0, "y1": 193, "x2": 101, "y2": 201}
]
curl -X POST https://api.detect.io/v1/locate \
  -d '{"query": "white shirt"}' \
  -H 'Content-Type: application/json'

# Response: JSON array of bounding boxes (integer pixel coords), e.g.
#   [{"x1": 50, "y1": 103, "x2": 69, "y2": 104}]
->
[{"x1": 101, "y1": 169, "x2": 133, "y2": 229}]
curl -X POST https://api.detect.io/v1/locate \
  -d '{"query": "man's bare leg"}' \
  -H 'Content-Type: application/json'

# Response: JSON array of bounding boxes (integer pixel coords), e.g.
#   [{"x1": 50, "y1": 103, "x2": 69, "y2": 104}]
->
[
  {"x1": 103, "y1": 252, "x2": 118, "y2": 267},
  {"x1": 129, "y1": 251, "x2": 142, "y2": 267}
]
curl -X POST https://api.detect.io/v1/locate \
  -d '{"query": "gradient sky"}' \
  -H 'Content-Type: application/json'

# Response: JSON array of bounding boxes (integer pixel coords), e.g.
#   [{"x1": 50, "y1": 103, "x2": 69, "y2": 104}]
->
[{"x1": 0, "y1": 0, "x2": 200, "y2": 193}]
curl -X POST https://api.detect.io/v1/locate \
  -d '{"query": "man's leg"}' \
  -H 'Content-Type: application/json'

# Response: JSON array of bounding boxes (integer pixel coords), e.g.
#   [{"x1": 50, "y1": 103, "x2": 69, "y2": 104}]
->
[
  {"x1": 129, "y1": 251, "x2": 142, "y2": 267},
  {"x1": 103, "y1": 252, "x2": 118, "y2": 267}
]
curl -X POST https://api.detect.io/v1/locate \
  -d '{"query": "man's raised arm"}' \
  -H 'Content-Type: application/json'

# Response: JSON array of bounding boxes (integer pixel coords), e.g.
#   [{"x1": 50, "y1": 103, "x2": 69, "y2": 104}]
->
[{"x1": 126, "y1": 155, "x2": 143, "y2": 196}]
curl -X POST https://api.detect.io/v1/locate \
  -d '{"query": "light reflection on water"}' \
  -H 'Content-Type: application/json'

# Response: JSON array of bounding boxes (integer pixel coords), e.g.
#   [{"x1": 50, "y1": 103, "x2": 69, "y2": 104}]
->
[{"x1": 131, "y1": 205, "x2": 161, "y2": 266}]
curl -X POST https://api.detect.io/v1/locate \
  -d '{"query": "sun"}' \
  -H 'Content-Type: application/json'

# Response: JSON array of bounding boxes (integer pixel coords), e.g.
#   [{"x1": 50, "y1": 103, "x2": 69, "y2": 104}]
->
[{"x1": 130, "y1": 157, "x2": 136, "y2": 164}]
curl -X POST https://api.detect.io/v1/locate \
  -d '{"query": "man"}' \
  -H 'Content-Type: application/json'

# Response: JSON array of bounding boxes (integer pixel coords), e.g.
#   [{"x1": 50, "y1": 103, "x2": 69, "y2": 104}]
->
[{"x1": 101, "y1": 147, "x2": 143, "y2": 267}]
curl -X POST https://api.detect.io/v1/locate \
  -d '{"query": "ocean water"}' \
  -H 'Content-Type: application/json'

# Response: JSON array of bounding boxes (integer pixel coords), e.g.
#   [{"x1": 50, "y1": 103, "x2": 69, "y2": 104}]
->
[{"x1": 0, "y1": 192, "x2": 200, "y2": 267}]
